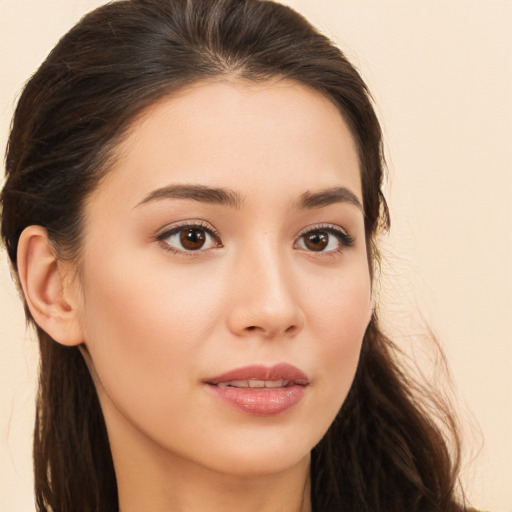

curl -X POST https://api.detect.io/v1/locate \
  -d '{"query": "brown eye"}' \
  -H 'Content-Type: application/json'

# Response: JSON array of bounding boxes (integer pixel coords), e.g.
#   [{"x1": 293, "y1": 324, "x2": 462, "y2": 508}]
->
[
  {"x1": 180, "y1": 228, "x2": 206, "y2": 250},
  {"x1": 303, "y1": 231, "x2": 329, "y2": 251},
  {"x1": 296, "y1": 226, "x2": 353, "y2": 254},
  {"x1": 159, "y1": 223, "x2": 220, "y2": 253}
]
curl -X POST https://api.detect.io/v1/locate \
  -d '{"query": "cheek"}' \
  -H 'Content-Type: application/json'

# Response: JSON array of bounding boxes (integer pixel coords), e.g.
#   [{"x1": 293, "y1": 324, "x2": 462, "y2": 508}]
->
[
  {"x1": 81, "y1": 247, "x2": 220, "y2": 345},
  {"x1": 305, "y1": 266, "x2": 371, "y2": 418},
  {"x1": 77, "y1": 253, "x2": 223, "y2": 420}
]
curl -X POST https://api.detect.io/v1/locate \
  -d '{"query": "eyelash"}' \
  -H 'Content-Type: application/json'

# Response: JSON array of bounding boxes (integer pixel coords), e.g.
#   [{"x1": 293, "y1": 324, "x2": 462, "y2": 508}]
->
[
  {"x1": 295, "y1": 224, "x2": 355, "y2": 256},
  {"x1": 156, "y1": 221, "x2": 222, "y2": 256},
  {"x1": 155, "y1": 221, "x2": 355, "y2": 256}
]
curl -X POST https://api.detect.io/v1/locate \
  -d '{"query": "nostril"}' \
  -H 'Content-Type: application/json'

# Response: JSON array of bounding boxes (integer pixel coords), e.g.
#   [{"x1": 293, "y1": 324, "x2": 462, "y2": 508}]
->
[{"x1": 244, "y1": 325, "x2": 297, "y2": 335}]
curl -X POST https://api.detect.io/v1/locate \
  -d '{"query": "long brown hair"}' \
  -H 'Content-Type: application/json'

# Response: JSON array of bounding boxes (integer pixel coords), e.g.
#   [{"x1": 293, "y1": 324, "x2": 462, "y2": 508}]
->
[{"x1": 1, "y1": 1, "x2": 465, "y2": 510}]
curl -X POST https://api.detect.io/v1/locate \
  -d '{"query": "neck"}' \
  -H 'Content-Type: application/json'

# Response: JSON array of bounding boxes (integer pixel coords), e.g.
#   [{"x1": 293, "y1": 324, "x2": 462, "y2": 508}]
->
[
  {"x1": 103, "y1": 402, "x2": 312, "y2": 512},
  {"x1": 115, "y1": 441, "x2": 312, "y2": 512}
]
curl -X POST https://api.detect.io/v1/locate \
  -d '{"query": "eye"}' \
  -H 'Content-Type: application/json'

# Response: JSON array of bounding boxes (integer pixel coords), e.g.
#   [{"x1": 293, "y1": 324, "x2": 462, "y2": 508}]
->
[
  {"x1": 295, "y1": 225, "x2": 354, "y2": 254},
  {"x1": 157, "y1": 222, "x2": 221, "y2": 253}
]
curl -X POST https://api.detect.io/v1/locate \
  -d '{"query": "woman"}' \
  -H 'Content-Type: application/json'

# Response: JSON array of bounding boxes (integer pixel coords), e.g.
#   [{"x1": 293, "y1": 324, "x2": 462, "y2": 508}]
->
[{"x1": 0, "y1": 0, "x2": 471, "y2": 510}]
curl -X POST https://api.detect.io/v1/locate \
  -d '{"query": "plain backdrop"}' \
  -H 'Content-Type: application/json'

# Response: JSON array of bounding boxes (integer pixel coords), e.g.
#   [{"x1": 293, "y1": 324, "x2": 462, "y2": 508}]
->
[{"x1": 1, "y1": 1, "x2": 511, "y2": 510}]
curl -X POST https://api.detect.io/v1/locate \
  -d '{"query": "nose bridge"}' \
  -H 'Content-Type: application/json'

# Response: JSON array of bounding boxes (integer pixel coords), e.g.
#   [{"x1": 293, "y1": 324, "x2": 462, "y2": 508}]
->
[{"x1": 227, "y1": 235, "x2": 304, "y2": 338}]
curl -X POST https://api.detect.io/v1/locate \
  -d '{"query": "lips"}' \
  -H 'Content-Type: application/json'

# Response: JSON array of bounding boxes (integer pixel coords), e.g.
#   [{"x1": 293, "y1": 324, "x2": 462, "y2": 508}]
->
[
  {"x1": 205, "y1": 363, "x2": 309, "y2": 416},
  {"x1": 217, "y1": 379, "x2": 293, "y2": 388}
]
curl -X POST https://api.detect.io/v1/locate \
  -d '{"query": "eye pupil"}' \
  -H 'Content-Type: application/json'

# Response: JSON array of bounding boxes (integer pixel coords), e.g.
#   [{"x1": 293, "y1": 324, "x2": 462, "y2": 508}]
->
[
  {"x1": 180, "y1": 228, "x2": 206, "y2": 250},
  {"x1": 304, "y1": 231, "x2": 329, "y2": 251}
]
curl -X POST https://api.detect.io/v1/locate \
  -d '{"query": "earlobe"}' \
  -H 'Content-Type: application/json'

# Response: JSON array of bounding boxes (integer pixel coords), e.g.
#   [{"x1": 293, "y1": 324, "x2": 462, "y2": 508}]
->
[{"x1": 17, "y1": 225, "x2": 83, "y2": 346}]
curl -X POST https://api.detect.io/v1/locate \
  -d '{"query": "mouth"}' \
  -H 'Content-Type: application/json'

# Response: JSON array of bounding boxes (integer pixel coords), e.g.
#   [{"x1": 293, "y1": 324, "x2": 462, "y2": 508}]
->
[
  {"x1": 204, "y1": 363, "x2": 309, "y2": 416},
  {"x1": 205, "y1": 362, "x2": 309, "y2": 386},
  {"x1": 216, "y1": 379, "x2": 304, "y2": 389}
]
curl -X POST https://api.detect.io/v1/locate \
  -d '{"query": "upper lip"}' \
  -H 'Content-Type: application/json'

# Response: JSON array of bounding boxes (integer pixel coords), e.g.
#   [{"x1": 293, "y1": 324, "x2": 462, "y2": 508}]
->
[{"x1": 205, "y1": 363, "x2": 309, "y2": 386}]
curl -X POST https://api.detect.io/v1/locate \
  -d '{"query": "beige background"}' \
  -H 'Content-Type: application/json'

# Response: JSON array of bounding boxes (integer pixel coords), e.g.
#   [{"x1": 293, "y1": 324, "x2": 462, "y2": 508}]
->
[{"x1": 1, "y1": 1, "x2": 511, "y2": 510}]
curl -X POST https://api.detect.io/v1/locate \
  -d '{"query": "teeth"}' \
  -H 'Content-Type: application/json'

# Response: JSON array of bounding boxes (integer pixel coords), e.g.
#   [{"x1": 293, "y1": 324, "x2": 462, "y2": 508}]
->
[
  {"x1": 217, "y1": 379, "x2": 291, "y2": 388},
  {"x1": 264, "y1": 379, "x2": 290, "y2": 388},
  {"x1": 248, "y1": 379, "x2": 265, "y2": 388}
]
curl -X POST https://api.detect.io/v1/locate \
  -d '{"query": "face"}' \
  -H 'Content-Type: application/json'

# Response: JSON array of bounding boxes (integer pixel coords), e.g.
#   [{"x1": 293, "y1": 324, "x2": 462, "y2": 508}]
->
[{"x1": 73, "y1": 80, "x2": 372, "y2": 478}]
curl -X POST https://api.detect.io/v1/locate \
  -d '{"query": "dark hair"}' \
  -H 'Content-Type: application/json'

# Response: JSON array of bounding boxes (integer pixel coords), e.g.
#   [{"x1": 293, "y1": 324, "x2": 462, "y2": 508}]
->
[{"x1": 1, "y1": 1, "x2": 466, "y2": 510}]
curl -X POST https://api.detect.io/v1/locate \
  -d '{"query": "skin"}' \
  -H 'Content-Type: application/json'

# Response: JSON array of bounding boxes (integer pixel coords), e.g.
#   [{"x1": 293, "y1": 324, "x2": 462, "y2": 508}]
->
[{"x1": 20, "y1": 79, "x2": 373, "y2": 512}]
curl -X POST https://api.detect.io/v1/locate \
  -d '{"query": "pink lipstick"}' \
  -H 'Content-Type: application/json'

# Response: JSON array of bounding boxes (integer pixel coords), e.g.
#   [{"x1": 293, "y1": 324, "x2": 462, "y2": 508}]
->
[{"x1": 205, "y1": 363, "x2": 309, "y2": 416}]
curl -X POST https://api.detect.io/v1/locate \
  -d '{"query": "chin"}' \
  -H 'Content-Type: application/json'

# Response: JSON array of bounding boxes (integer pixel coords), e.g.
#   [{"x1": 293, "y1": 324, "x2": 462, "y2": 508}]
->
[
  {"x1": 210, "y1": 448, "x2": 311, "y2": 479},
  {"x1": 185, "y1": 426, "x2": 318, "y2": 478}
]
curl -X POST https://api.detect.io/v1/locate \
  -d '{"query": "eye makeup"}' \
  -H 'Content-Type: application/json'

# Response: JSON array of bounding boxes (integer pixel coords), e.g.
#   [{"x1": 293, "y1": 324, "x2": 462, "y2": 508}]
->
[
  {"x1": 154, "y1": 218, "x2": 355, "y2": 258},
  {"x1": 155, "y1": 220, "x2": 222, "y2": 255},
  {"x1": 295, "y1": 223, "x2": 355, "y2": 256}
]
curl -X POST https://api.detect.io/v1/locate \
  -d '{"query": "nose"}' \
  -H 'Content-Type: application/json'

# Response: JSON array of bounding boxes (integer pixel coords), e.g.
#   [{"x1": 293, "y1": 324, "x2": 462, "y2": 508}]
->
[{"x1": 226, "y1": 245, "x2": 305, "y2": 339}]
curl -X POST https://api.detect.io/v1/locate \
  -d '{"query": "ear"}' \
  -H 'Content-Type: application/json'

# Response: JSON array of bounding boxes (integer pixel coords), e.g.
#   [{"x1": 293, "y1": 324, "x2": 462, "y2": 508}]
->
[{"x1": 17, "y1": 225, "x2": 83, "y2": 346}]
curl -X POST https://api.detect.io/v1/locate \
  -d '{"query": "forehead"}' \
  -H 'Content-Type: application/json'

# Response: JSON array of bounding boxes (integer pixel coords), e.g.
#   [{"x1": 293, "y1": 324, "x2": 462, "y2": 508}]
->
[{"x1": 92, "y1": 79, "x2": 362, "y2": 209}]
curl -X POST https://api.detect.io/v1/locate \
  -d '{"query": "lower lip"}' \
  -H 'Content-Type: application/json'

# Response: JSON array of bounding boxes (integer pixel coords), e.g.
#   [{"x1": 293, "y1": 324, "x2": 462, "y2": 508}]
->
[{"x1": 207, "y1": 384, "x2": 306, "y2": 416}]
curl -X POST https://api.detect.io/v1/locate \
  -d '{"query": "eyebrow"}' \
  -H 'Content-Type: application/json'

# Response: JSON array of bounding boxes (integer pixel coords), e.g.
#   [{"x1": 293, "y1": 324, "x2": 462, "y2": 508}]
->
[
  {"x1": 295, "y1": 187, "x2": 363, "y2": 212},
  {"x1": 135, "y1": 183, "x2": 363, "y2": 212},
  {"x1": 135, "y1": 184, "x2": 242, "y2": 209}
]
